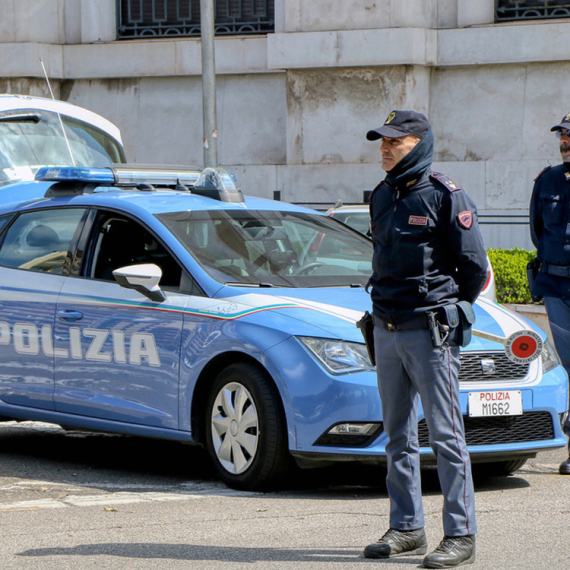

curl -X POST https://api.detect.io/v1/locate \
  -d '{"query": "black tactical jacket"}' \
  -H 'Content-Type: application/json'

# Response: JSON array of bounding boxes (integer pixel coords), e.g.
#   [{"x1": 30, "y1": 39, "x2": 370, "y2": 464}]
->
[
  {"x1": 369, "y1": 170, "x2": 488, "y2": 324},
  {"x1": 530, "y1": 163, "x2": 570, "y2": 298}
]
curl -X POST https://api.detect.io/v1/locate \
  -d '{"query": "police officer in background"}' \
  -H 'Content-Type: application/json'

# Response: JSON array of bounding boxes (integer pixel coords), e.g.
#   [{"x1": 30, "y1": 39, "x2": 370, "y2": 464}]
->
[
  {"x1": 363, "y1": 110, "x2": 488, "y2": 568},
  {"x1": 529, "y1": 113, "x2": 570, "y2": 476}
]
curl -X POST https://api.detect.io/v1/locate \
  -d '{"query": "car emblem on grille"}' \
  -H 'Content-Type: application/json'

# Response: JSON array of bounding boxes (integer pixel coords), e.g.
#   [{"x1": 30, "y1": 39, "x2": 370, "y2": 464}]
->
[{"x1": 480, "y1": 358, "x2": 496, "y2": 374}]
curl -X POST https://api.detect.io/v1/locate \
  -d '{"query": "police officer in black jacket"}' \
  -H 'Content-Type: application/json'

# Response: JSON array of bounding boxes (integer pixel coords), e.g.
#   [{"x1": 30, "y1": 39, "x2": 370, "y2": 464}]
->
[
  {"x1": 529, "y1": 113, "x2": 570, "y2": 476},
  {"x1": 363, "y1": 110, "x2": 488, "y2": 568}
]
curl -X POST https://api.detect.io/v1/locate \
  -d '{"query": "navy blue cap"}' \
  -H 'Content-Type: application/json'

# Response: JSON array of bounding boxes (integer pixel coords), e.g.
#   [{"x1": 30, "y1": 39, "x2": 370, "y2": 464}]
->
[
  {"x1": 366, "y1": 110, "x2": 430, "y2": 140},
  {"x1": 551, "y1": 112, "x2": 570, "y2": 132}
]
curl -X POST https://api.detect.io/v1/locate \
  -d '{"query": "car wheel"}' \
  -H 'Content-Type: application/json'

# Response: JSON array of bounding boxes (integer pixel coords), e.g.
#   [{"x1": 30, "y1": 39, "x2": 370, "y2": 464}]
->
[{"x1": 204, "y1": 362, "x2": 290, "y2": 491}]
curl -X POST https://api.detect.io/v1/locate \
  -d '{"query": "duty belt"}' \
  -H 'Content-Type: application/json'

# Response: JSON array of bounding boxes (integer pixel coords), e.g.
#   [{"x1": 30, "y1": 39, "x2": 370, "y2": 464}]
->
[
  {"x1": 541, "y1": 263, "x2": 570, "y2": 278},
  {"x1": 373, "y1": 313, "x2": 428, "y2": 331}
]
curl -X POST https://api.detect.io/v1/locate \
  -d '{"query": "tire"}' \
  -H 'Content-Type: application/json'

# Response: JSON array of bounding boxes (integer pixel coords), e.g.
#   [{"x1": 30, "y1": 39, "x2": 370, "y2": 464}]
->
[
  {"x1": 477, "y1": 458, "x2": 528, "y2": 476},
  {"x1": 204, "y1": 362, "x2": 291, "y2": 491}
]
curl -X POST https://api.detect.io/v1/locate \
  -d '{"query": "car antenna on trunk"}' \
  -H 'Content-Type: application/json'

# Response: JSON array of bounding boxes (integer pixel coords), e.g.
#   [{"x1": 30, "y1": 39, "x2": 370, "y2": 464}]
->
[{"x1": 39, "y1": 58, "x2": 76, "y2": 166}]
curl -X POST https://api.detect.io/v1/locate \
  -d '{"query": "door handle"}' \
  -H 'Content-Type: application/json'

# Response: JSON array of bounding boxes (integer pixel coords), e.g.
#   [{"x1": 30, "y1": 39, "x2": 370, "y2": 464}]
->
[{"x1": 57, "y1": 309, "x2": 84, "y2": 321}]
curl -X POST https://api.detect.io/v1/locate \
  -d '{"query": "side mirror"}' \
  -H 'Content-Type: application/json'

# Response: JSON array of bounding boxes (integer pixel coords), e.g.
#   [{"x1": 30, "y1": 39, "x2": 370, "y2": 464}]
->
[{"x1": 112, "y1": 263, "x2": 167, "y2": 303}]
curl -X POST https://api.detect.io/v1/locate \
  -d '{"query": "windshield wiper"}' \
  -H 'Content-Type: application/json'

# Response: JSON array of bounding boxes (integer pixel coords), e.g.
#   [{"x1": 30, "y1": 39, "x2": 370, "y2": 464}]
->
[
  {"x1": 0, "y1": 113, "x2": 41, "y2": 123},
  {"x1": 225, "y1": 282, "x2": 275, "y2": 288}
]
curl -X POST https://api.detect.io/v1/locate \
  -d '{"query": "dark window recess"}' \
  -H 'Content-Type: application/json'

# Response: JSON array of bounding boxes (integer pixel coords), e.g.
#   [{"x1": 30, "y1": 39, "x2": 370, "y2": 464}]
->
[
  {"x1": 117, "y1": 0, "x2": 274, "y2": 39},
  {"x1": 496, "y1": 0, "x2": 570, "y2": 22}
]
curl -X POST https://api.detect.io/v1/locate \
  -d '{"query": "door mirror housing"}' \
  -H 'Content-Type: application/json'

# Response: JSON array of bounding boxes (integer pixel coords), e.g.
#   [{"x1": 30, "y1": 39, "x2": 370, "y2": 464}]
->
[{"x1": 112, "y1": 263, "x2": 167, "y2": 302}]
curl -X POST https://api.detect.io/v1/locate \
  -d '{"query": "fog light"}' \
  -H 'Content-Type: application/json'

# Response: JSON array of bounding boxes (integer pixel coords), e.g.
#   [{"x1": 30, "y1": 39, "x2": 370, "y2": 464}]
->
[
  {"x1": 560, "y1": 412, "x2": 568, "y2": 431},
  {"x1": 314, "y1": 422, "x2": 383, "y2": 447},
  {"x1": 328, "y1": 423, "x2": 378, "y2": 435}
]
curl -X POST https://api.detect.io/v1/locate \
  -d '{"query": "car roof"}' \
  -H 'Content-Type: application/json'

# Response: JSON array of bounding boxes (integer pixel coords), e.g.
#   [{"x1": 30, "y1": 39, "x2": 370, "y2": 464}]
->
[
  {"x1": 0, "y1": 94, "x2": 122, "y2": 145},
  {"x1": 48, "y1": 189, "x2": 322, "y2": 216},
  {"x1": 0, "y1": 165, "x2": 324, "y2": 216}
]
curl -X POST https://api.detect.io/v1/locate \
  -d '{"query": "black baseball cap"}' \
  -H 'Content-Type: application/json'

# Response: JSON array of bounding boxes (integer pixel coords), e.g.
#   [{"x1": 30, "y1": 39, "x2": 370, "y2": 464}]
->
[
  {"x1": 366, "y1": 110, "x2": 430, "y2": 140},
  {"x1": 550, "y1": 112, "x2": 570, "y2": 132}
]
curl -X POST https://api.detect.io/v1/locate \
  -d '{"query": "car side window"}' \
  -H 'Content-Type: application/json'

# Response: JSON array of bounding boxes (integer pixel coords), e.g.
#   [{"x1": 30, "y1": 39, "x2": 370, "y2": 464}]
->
[
  {"x1": 0, "y1": 214, "x2": 14, "y2": 236},
  {"x1": 89, "y1": 214, "x2": 188, "y2": 292},
  {"x1": 0, "y1": 208, "x2": 85, "y2": 273}
]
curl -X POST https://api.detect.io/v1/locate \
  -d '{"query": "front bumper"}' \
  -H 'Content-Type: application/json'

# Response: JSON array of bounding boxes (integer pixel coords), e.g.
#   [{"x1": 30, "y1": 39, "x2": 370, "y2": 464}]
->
[{"x1": 267, "y1": 338, "x2": 569, "y2": 463}]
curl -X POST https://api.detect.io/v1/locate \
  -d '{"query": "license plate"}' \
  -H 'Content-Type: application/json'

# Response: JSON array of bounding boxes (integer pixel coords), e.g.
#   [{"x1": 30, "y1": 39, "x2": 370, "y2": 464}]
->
[{"x1": 468, "y1": 390, "x2": 523, "y2": 417}]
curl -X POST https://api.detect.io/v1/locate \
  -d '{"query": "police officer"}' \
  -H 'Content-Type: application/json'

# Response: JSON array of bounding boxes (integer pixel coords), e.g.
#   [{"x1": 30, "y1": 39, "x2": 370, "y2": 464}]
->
[
  {"x1": 529, "y1": 113, "x2": 570, "y2": 476},
  {"x1": 363, "y1": 110, "x2": 488, "y2": 568}
]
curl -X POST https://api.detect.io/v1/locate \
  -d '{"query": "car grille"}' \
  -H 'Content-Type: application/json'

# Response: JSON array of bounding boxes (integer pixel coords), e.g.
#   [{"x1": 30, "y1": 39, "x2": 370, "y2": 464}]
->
[
  {"x1": 315, "y1": 412, "x2": 555, "y2": 449},
  {"x1": 418, "y1": 411, "x2": 555, "y2": 447},
  {"x1": 459, "y1": 351, "x2": 529, "y2": 382}
]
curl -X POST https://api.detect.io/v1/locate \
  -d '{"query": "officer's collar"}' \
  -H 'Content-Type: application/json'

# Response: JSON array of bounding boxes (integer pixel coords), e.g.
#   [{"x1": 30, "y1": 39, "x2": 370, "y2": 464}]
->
[{"x1": 384, "y1": 172, "x2": 425, "y2": 192}]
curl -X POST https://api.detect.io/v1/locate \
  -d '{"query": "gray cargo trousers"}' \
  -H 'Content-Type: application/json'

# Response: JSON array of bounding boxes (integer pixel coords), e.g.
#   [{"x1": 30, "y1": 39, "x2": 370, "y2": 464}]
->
[{"x1": 374, "y1": 325, "x2": 477, "y2": 537}]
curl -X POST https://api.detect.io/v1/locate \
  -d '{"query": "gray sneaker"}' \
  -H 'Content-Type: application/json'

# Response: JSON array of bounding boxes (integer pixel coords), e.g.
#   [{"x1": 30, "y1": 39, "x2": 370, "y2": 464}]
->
[
  {"x1": 364, "y1": 527, "x2": 428, "y2": 559},
  {"x1": 423, "y1": 535, "x2": 476, "y2": 568}
]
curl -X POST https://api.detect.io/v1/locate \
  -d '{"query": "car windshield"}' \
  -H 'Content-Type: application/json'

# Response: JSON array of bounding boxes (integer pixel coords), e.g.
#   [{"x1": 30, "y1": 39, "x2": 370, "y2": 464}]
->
[
  {"x1": 0, "y1": 110, "x2": 125, "y2": 185},
  {"x1": 332, "y1": 211, "x2": 370, "y2": 235},
  {"x1": 158, "y1": 209, "x2": 373, "y2": 287}
]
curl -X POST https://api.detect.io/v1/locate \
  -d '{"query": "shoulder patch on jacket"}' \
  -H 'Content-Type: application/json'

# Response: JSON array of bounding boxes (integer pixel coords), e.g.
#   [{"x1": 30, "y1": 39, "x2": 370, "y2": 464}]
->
[
  {"x1": 457, "y1": 210, "x2": 473, "y2": 229},
  {"x1": 534, "y1": 165, "x2": 552, "y2": 182},
  {"x1": 430, "y1": 171, "x2": 461, "y2": 192}
]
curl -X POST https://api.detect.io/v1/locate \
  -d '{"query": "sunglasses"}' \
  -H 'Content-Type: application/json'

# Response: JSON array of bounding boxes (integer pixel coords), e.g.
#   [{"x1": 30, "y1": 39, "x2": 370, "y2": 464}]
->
[{"x1": 555, "y1": 128, "x2": 570, "y2": 138}]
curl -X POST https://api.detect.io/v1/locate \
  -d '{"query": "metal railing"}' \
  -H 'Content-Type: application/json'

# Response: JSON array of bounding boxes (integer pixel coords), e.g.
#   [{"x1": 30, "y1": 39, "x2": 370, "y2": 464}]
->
[
  {"x1": 285, "y1": 197, "x2": 531, "y2": 226},
  {"x1": 117, "y1": 0, "x2": 274, "y2": 39},
  {"x1": 496, "y1": 0, "x2": 570, "y2": 22}
]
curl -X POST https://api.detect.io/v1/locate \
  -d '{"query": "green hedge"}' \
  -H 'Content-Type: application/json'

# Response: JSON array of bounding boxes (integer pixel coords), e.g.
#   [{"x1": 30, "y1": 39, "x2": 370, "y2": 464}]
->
[{"x1": 487, "y1": 248, "x2": 537, "y2": 305}]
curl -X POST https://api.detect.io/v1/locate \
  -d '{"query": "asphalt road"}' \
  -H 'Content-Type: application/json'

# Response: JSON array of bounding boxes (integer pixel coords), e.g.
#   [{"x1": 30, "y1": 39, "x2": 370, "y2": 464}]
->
[{"x1": 0, "y1": 421, "x2": 568, "y2": 569}]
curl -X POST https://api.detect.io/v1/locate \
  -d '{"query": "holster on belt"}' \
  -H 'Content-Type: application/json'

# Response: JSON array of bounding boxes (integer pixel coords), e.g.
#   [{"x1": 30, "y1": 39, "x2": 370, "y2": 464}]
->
[
  {"x1": 356, "y1": 311, "x2": 375, "y2": 366},
  {"x1": 526, "y1": 257, "x2": 543, "y2": 302},
  {"x1": 427, "y1": 301, "x2": 476, "y2": 348}
]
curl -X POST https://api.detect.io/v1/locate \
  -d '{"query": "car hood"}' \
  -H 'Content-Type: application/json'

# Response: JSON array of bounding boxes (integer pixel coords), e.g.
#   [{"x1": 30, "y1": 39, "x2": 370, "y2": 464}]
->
[{"x1": 212, "y1": 287, "x2": 541, "y2": 349}]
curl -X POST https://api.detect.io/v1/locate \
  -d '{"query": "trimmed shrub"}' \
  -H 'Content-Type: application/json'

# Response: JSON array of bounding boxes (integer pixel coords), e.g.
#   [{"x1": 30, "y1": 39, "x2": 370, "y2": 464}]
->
[{"x1": 487, "y1": 248, "x2": 537, "y2": 305}]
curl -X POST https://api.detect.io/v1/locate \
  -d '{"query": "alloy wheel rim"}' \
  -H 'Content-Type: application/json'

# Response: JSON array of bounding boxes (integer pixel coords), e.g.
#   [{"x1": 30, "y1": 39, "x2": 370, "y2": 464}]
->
[{"x1": 210, "y1": 382, "x2": 259, "y2": 474}]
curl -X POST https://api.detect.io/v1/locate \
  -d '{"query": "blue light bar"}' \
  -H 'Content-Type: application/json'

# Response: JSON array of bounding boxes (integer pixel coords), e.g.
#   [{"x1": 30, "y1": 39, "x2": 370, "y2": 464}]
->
[
  {"x1": 34, "y1": 165, "x2": 244, "y2": 202},
  {"x1": 35, "y1": 166, "x2": 115, "y2": 184},
  {"x1": 112, "y1": 165, "x2": 201, "y2": 187},
  {"x1": 193, "y1": 167, "x2": 244, "y2": 202}
]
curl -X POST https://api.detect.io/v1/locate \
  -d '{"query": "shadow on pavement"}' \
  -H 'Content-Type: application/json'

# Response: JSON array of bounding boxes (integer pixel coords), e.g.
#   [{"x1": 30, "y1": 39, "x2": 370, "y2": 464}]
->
[
  {"x1": 16, "y1": 542, "x2": 391, "y2": 563},
  {"x1": 0, "y1": 422, "x2": 532, "y2": 498}
]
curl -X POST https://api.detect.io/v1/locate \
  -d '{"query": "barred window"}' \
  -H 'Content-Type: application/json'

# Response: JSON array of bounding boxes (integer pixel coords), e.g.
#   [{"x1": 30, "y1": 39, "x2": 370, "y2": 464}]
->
[
  {"x1": 496, "y1": 0, "x2": 570, "y2": 22},
  {"x1": 117, "y1": 0, "x2": 275, "y2": 39}
]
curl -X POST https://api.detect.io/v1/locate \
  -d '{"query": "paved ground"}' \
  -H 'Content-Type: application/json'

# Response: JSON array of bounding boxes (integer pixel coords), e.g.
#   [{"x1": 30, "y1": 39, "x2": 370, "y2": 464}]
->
[{"x1": 0, "y1": 421, "x2": 568, "y2": 569}]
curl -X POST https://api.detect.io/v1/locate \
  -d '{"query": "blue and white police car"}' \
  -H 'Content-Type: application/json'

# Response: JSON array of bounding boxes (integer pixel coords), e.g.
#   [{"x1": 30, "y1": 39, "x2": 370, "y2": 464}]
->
[{"x1": 0, "y1": 161, "x2": 566, "y2": 491}]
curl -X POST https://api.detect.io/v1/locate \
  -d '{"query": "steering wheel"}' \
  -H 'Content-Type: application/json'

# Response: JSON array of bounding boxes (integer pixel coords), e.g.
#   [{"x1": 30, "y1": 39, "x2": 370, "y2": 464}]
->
[{"x1": 294, "y1": 261, "x2": 325, "y2": 275}]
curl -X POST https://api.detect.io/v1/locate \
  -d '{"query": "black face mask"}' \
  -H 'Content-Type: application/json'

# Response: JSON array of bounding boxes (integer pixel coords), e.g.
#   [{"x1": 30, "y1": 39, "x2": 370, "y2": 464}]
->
[{"x1": 384, "y1": 126, "x2": 434, "y2": 189}]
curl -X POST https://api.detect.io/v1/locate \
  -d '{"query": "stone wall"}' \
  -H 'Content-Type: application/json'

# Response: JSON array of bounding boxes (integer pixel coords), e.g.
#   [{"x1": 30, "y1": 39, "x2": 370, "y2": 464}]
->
[{"x1": 0, "y1": 0, "x2": 567, "y2": 249}]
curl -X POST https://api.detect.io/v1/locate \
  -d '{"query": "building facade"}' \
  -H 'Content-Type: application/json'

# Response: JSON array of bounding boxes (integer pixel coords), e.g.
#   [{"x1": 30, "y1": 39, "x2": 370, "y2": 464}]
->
[{"x1": 1, "y1": 0, "x2": 570, "y2": 248}]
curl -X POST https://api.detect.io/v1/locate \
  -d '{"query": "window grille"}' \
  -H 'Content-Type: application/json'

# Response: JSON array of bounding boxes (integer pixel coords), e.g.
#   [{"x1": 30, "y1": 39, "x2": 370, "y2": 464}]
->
[
  {"x1": 496, "y1": 0, "x2": 570, "y2": 22},
  {"x1": 117, "y1": 0, "x2": 274, "y2": 39}
]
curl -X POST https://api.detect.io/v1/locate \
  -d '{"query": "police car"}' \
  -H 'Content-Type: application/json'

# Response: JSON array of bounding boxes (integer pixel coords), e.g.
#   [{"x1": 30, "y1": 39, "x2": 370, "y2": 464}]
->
[{"x1": 0, "y1": 161, "x2": 566, "y2": 491}]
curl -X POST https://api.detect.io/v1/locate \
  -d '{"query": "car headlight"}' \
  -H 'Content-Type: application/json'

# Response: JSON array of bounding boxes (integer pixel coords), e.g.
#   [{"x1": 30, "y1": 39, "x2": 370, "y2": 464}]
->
[
  {"x1": 541, "y1": 338, "x2": 561, "y2": 373},
  {"x1": 297, "y1": 336, "x2": 374, "y2": 375}
]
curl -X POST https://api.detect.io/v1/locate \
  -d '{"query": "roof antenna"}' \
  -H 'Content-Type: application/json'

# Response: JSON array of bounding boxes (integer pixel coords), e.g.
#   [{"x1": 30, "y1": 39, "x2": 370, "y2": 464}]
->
[{"x1": 39, "y1": 58, "x2": 76, "y2": 166}]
